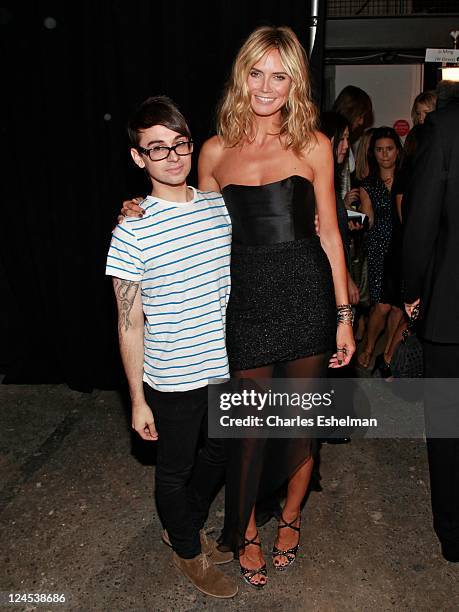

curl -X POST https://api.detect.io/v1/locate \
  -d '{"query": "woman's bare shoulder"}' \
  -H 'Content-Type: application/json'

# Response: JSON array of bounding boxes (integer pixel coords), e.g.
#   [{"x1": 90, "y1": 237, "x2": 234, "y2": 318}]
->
[
  {"x1": 311, "y1": 130, "x2": 332, "y2": 151},
  {"x1": 200, "y1": 135, "x2": 226, "y2": 158},
  {"x1": 301, "y1": 131, "x2": 332, "y2": 165},
  {"x1": 198, "y1": 136, "x2": 227, "y2": 190}
]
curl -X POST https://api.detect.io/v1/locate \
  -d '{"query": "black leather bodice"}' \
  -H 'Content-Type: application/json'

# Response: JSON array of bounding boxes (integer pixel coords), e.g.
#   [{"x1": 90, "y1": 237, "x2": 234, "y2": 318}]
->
[{"x1": 221, "y1": 175, "x2": 316, "y2": 245}]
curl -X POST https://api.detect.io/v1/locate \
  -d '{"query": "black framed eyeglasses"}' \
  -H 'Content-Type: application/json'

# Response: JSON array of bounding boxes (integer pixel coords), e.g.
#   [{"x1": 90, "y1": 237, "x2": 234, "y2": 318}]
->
[{"x1": 138, "y1": 140, "x2": 193, "y2": 162}]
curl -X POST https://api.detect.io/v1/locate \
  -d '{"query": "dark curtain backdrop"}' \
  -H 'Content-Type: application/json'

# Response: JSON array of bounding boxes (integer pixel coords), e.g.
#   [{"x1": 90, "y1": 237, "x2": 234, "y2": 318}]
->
[{"x1": 1, "y1": 0, "x2": 323, "y2": 391}]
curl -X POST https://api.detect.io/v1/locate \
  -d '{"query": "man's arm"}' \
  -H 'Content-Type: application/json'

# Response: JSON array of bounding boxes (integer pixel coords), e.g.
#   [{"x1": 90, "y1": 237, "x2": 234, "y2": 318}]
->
[
  {"x1": 113, "y1": 277, "x2": 157, "y2": 441},
  {"x1": 402, "y1": 114, "x2": 446, "y2": 304}
]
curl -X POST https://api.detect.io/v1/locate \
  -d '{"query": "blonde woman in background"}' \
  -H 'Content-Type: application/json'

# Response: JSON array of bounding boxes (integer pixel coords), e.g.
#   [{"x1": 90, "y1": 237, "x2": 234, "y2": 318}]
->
[
  {"x1": 354, "y1": 127, "x2": 376, "y2": 183},
  {"x1": 411, "y1": 91, "x2": 437, "y2": 126},
  {"x1": 346, "y1": 127, "x2": 376, "y2": 341}
]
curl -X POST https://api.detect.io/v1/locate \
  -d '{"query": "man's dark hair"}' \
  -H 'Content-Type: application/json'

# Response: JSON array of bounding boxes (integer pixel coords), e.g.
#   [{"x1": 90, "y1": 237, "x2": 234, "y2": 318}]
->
[
  {"x1": 402, "y1": 124, "x2": 423, "y2": 162},
  {"x1": 436, "y1": 80, "x2": 459, "y2": 110},
  {"x1": 127, "y1": 96, "x2": 191, "y2": 149}
]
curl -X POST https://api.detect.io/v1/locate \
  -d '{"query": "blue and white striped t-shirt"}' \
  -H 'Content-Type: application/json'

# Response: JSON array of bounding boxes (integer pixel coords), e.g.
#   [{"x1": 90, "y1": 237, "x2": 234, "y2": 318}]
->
[{"x1": 106, "y1": 186, "x2": 232, "y2": 392}]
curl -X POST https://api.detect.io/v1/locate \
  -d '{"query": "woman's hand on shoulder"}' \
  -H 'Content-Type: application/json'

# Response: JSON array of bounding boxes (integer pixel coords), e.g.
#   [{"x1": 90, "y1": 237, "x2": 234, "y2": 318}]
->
[
  {"x1": 117, "y1": 197, "x2": 145, "y2": 224},
  {"x1": 198, "y1": 135, "x2": 224, "y2": 192}
]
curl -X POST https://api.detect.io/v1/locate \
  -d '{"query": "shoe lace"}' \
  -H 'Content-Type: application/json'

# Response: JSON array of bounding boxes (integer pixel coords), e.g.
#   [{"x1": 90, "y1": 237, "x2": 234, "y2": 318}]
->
[
  {"x1": 200, "y1": 527, "x2": 216, "y2": 553},
  {"x1": 200, "y1": 530, "x2": 209, "y2": 549},
  {"x1": 199, "y1": 552, "x2": 210, "y2": 574},
  {"x1": 201, "y1": 526, "x2": 215, "y2": 537}
]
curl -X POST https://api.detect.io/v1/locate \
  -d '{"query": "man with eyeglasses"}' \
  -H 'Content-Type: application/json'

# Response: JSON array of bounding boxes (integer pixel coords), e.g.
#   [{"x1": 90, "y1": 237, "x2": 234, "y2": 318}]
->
[{"x1": 105, "y1": 96, "x2": 237, "y2": 598}]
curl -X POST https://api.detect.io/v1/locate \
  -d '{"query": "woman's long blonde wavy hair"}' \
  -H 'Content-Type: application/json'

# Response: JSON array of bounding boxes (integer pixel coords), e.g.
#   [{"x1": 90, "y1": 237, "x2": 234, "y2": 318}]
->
[{"x1": 217, "y1": 26, "x2": 317, "y2": 152}]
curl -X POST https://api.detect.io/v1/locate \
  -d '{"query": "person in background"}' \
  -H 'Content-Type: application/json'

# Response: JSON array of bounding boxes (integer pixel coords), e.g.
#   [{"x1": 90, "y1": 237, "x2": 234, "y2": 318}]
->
[
  {"x1": 411, "y1": 90, "x2": 437, "y2": 126},
  {"x1": 320, "y1": 111, "x2": 360, "y2": 305},
  {"x1": 346, "y1": 127, "x2": 376, "y2": 343},
  {"x1": 372, "y1": 125, "x2": 424, "y2": 377},
  {"x1": 393, "y1": 125, "x2": 424, "y2": 222},
  {"x1": 357, "y1": 127, "x2": 403, "y2": 370},
  {"x1": 333, "y1": 85, "x2": 374, "y2": 145},
  {"x1": 332, "y1": 85, "x2": 374, "y2": 200},
  {"x1": 333, "y1": 88, "x2": 374, "y2": 345},
  {"x1": 403, "y1": 80, "x2": 459, "y2": 563},
  {"x1": 354, "y1": 127, "x2": 376, "y2": 184},
  {"x1": 316, "y1": 111, "x2": 359, "y2": 454}
]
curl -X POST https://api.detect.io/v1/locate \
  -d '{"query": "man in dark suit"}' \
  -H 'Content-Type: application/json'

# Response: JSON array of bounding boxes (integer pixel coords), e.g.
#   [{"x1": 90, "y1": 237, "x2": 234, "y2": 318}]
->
[{"x1": 403, "y1": 81, "x2": 459, "y2": 563}]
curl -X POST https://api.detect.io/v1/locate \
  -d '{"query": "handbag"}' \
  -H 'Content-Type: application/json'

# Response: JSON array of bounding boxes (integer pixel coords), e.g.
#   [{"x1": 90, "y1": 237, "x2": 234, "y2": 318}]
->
[{"x1": 391, "y1": 332, "x2": 423, "y2": 378}]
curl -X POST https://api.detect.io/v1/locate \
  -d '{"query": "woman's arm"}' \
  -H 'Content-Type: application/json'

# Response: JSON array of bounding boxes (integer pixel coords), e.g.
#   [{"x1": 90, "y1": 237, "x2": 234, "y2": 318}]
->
[
  {"x1": 359, "y1": 186, "x2": 374, "y2": 227},
  {"x1": 198, "y1": 136, "x2": 223, "y2": 192},
  {"x1": 310, "y1": 133, "x2": 349, "y2": 306},
  {"x1": 309, "y1": 132, "x2": 355, "y2": 366}
]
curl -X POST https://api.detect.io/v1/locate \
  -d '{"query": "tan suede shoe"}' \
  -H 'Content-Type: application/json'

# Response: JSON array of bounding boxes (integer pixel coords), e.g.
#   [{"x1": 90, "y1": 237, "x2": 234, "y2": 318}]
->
[
  {"x1": 162, "y1": 529, "x2": 233, "y2": 565},
  {"x1": 173, "y1": 552, "x2": 238, "y2": 598}
]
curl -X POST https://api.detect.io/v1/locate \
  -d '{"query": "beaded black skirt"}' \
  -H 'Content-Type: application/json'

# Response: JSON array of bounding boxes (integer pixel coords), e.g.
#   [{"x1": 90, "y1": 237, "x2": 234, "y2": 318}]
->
[{"x1": 226, "y1": 236, "x2": 336, "y2": 372}]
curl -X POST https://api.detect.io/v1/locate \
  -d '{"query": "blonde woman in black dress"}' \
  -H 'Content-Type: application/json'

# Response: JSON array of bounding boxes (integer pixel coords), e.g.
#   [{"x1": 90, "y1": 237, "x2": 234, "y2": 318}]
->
[{"x1": 199, "y1": 26, "x2": 354, "y2": 587}]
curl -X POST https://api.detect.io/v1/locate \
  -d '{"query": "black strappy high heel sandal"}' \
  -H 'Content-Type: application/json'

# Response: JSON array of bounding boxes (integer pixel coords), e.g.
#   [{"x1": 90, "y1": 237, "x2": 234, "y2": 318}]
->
[
  {"x1": 239, "y1": 532, "x2": 267, "y2": 589},
  {"x1": 272, "y1": 514, "x2": 301, "y2": 571}
]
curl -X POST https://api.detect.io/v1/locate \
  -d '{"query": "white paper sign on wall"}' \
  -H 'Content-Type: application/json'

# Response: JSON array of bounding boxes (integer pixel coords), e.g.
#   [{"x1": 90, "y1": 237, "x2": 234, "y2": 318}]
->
[{"x1": 425, "y1": 48, "x2": 459, "y2": 64}]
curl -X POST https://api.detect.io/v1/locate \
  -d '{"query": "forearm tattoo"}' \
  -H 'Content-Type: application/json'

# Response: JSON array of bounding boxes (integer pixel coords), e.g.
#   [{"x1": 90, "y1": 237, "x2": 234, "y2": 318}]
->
[{"x1": 114, "y1": 279, "x2": 140, "y2": 333}]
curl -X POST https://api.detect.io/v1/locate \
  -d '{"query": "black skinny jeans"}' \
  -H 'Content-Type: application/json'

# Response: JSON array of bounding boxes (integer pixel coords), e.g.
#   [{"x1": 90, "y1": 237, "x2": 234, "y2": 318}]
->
[{"x1": 143, "y1": 383, "x2": 226, "y2": 558}]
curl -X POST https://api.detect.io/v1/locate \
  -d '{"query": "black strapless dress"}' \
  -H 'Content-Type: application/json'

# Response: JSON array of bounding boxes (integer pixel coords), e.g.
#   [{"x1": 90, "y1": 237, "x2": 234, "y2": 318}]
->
[
  {"x1": 222, "y1": 175, "x2": 335, "y2": 371},
  {"x1": 218, "y1": 176, "x2": 336, "y2": 554}
]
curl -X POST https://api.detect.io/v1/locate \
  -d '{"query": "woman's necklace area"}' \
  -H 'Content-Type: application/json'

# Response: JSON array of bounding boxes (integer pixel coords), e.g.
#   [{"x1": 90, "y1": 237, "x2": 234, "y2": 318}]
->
[{"x1": 381, "y1": 174, "x2": 393, "y2": 186}]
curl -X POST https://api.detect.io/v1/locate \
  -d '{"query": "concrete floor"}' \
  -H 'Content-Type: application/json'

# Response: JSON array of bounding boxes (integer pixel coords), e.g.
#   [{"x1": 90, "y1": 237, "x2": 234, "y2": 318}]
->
[{"x1": 1, "y1": 384, "x2": 458, "y2": 612}]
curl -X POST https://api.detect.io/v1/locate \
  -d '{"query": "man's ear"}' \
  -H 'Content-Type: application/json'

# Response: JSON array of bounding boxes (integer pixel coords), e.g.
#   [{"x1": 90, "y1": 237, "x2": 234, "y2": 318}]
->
[{"x1": 130, "y1": 148, "x2": 146, "y2": 169}]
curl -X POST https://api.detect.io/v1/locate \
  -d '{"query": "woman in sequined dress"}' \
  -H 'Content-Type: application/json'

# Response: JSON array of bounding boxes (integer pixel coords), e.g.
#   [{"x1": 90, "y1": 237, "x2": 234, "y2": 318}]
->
[{"x1": 357, "y1": 127, "x2": 402, "y2": 369}]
